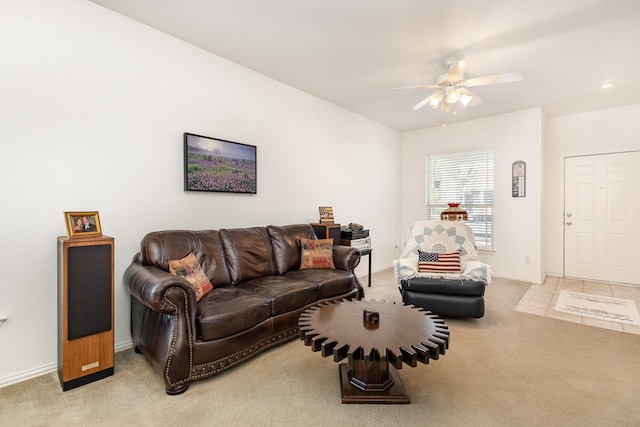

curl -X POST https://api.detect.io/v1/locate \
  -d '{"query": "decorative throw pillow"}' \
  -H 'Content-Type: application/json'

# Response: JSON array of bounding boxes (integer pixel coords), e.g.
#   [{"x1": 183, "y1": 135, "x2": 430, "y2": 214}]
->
[
  {"x1": 300, "y1": 238, "x2": 335, "y2": 269},
  {"x1": 168, "y1": 252, "x2": 214, "y2": 301},
  {"x1": 417, "y1": 250, "x2": 461, "y2": 274}
]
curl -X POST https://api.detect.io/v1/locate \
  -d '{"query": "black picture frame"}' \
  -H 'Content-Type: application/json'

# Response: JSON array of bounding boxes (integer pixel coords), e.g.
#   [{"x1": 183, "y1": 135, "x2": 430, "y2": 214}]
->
[{"x1": 184, "y1": 132, "x2": 257, "y2": 194}]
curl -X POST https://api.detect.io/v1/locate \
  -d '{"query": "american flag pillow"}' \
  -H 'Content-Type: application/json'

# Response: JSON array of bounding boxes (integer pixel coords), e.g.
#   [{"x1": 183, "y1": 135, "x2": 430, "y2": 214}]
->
[{"x1": 418, "y1": 250, "x2": 461, "y2": 273}]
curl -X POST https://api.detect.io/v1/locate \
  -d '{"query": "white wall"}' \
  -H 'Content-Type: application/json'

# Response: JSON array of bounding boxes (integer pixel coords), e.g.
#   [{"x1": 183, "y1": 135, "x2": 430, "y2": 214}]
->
[
  {"x1": 400, "y1": 109, "x2": 544, "y2": 284},
  {"x1": 0, "y1": 0, "x2": 400, "y2": 386},
  {"x1": 544, "y1": 104, "x2": 640, "y2": 276}
]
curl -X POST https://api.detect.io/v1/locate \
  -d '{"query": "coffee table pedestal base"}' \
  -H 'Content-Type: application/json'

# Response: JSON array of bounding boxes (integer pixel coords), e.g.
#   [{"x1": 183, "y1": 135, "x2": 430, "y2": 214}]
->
[{"x1": 339, "y1": 364, "x2": 410, "y2": 404}]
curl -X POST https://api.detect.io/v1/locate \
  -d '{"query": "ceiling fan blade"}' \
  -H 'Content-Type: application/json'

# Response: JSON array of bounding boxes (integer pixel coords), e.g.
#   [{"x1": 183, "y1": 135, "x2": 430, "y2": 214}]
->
[
  {"x1": 463, "y1": 72, "x2": 524, "y2": 87},
  {"x1": 447, "y1": 60, "x2": 467, "y2": 82},
  {"x1": 392, "y1": 84, "x2": 441, "y2": 91},
  {"x1": 413, "y1": 94, "x2": 436, "y2": 110},
  {"x1": 471, "y1": 96, "x2": 483, "y2": 106}
]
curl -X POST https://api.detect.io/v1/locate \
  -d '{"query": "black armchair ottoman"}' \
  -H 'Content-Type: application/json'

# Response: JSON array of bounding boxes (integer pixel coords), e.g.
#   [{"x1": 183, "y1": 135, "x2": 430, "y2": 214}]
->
[{"x1": 400, "y1": 277, "x2": 486, "y2": 318}]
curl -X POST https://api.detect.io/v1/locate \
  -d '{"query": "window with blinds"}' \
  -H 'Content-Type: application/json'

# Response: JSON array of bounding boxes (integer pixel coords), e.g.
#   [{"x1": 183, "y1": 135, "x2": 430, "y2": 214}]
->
[{"x1": 426, "y1": 148, "x2": 494, "y2": 249}]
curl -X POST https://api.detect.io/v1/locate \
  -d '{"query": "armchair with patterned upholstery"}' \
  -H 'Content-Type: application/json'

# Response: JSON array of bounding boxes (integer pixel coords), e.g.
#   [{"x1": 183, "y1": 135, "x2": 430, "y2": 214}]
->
[{"x1": 393, "y1": 220, "x2": 491, "y2": 318}]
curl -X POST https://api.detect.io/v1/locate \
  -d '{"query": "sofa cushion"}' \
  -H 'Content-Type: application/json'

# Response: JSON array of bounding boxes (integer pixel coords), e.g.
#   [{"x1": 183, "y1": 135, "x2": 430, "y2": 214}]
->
[
  {"x1": 140, "y1": 230, "x2": 231, "y2": 288},
  {"x1": 284, "y1": 269, "x2": 355, "y2": 299},
  {"x1": 267, "y1": 224, "x2": 317, "y2": 274},
  {"x1": 220, "y1": 227, "x2": 278, "y2": 284},
  {"x1": 418, "y1": 250, "x2": 461, "y2": 274},
  {"x1": 168, "y1": 252, "x2": 214, "y2": 301},
  {"x1": 236, "y1": 276, "x2": 318, "y2": 316},
  {"x1": 300, "y1": 238, "x2": 335, "y2": 269},
  {"x1": 196, "y1": 287, "x2": 272, "y2": 341}
]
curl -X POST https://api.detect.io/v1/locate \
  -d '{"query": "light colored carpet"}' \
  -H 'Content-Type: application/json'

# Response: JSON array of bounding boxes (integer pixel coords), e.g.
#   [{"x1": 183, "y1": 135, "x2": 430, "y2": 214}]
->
[
  {"x1": 2, "y1": 270, "x2": 640, "y2": 426},
  {"x1": 515, "y1": 275, "x2": 640, "y2": 335}
]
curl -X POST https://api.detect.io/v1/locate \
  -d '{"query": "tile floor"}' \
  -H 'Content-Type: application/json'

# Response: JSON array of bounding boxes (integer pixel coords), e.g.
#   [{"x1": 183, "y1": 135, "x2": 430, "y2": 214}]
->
[{"x1": 514, "y1": 276, "x2": 640, "y2": 335}]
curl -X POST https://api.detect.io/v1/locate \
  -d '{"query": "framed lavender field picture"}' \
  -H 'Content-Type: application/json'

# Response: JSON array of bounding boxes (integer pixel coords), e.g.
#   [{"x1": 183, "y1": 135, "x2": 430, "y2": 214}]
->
[{"x1": 184, "y1": 133, "x2": 257, "y2": 194}]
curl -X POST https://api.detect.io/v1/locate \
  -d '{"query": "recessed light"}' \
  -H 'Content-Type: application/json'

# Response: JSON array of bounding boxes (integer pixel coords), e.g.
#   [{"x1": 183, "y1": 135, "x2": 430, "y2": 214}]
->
[{"x1": 599, "y1": 81, "x2": 618, "y2": 89}]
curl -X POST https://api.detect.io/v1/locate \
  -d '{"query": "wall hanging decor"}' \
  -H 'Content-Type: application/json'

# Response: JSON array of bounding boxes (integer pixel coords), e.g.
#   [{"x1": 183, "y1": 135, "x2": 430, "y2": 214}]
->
[
  {"x1": 512, "y1": 160, "x2": 526, "y2": 197},
  {"x1": 184, "y1": 132, "x2": 257, "y2": 194}
]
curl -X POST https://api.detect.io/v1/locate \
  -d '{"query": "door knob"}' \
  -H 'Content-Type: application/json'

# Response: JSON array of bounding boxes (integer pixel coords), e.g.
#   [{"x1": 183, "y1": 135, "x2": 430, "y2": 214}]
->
[
  {"x1": 566, "y1": 221, "x2": 572, "y2": 226},
  {"x1": 566, "y1": 213, "x2": 572, "y2": 217}
]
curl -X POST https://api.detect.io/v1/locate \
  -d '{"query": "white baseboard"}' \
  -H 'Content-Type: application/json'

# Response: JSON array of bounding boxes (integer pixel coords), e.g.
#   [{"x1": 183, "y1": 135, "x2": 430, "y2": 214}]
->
[
  {"x1": 0, "y1": 340, "x2": 134, "y2": 389},
  {"x1": 115, "y1": 340, "x2": 134, "y2": 353},
  {"x1": 0, "y1": 362, "x2": 58, "y2": 388},
  {"x1": 492, "y1": 274, "x2": 544, "y2": 285}
]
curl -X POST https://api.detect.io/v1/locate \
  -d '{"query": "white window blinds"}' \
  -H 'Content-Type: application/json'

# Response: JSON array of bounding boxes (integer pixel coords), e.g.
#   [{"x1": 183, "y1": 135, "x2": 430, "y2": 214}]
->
[{"x1": 426, "y1": 148, "x2": 494, "y2": 248}]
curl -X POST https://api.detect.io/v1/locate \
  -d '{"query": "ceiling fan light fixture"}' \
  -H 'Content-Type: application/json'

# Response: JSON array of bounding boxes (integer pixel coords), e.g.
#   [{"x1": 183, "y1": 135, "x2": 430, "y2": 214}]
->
[
  {"x1": 459, "y1": 93, "x2": 473, "y2": 107},
  {"x1": 446, "y1": 89, "x2": 461, "y2": 103},
  {"x1": 398, "y1": 58, "x2": 521, "y2": 115},
  {"x1": 429, "y1": 93, "x2": 442, "y2": 109}
]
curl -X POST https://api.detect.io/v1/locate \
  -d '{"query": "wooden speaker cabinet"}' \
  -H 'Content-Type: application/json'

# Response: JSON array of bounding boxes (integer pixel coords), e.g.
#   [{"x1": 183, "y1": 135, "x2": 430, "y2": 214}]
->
[
  {"x1": 57, "y1": 235, "x2": 114, "y2": 391},
  {"x1": 310, "y1": 223, "x2": 341, "y2": 246}
]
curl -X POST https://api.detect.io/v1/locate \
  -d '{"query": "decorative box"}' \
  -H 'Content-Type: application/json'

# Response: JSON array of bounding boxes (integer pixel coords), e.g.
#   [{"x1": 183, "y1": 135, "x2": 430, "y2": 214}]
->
[{"x1": 440, "y1": 203, "x2": 468, "y2": 221}]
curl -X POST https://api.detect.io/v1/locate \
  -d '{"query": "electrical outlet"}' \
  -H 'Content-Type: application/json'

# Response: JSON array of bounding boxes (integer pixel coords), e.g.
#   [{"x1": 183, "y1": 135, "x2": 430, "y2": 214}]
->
[{"x1": 524, "y1": 256, "x2": 531, "y2": 264}]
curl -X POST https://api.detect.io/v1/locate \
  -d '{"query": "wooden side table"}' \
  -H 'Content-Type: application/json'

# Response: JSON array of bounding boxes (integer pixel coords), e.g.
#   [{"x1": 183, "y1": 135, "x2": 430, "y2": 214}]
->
[{"x1": 359, "y1": 248, "x2": 372, "y2": 287}]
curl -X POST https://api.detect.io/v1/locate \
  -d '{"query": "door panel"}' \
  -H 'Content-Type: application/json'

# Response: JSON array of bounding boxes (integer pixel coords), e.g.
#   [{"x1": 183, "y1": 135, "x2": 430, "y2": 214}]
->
[{"x1": 564, "y1": 152, "x2": 640, "y2": 285}]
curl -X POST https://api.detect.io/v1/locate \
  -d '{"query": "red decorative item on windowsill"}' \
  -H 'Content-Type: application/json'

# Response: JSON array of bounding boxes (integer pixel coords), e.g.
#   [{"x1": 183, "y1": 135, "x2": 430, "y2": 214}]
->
[{"x1": 440, "y1": 203, "x2": 468, "y2": 221}]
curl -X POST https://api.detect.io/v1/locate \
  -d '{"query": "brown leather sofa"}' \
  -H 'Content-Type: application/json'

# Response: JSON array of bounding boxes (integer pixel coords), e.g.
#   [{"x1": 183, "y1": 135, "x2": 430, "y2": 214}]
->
[{"x1": 124, "y1": 224, "x2": 363, "y2": 394}]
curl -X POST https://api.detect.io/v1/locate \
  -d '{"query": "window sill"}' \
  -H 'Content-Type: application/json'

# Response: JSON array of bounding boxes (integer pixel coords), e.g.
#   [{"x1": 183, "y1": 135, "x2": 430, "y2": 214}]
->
[{"x1": 478, "y1": 247, "x2": 495, "y2": 254}]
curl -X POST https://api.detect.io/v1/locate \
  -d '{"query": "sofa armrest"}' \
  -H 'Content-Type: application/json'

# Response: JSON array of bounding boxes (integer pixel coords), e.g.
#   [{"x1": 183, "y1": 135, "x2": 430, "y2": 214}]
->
[
  {"x1": 124, "y1": 254, "x2": 197, "y2": 316},
  {"x1": 125, "y1": 254, "x2": 199, "y2": 394},
  {"x1": 332, "y1": 245, "x2": 361, "y2": 272}
]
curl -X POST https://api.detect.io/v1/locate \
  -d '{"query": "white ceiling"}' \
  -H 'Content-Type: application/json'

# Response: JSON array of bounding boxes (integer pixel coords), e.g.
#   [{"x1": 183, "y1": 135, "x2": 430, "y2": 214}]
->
[{"x1": 89, "y1": 0, "x2": 640, "y2": 132}]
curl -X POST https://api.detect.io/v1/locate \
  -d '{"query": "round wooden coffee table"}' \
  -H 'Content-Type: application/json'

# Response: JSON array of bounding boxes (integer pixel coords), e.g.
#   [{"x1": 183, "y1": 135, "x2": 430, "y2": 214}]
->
[{"x1": 298, "y1": 299, "x2": 449, "y2": 404}]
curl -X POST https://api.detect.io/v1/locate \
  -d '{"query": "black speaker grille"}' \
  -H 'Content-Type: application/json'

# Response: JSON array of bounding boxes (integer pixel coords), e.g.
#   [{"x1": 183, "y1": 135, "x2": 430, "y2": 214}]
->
[{"x1": 67, "y1": 244, "x2": 112, "y2": 340}]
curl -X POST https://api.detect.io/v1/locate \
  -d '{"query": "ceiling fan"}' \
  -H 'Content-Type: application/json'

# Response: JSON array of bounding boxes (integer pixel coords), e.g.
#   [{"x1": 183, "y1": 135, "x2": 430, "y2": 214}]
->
[{"x1": 395, "y1": 58, "x2": 524, "y2": 112}]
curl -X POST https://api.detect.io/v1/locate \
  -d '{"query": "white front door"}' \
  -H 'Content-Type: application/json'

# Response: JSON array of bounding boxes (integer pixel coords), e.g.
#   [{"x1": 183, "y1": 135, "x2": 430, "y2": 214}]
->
[{"x1": 564, "y1": 151, "x2": 640, "y2": 285}]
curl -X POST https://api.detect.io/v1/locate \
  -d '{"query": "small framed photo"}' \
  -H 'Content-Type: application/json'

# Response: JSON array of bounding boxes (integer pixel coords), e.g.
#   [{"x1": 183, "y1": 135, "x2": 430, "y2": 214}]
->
[
  {"x1": 64, "y1": 211, "x2": 102, "y2": 238},
  {"x1": 319, "y1": 206, "x2": 335, "y2": 223}
]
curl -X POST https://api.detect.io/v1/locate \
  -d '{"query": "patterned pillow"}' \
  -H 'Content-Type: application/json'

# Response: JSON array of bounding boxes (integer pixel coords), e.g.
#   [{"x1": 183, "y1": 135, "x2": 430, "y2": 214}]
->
[
  {"x1": 418, "y1": 250, "x2": 461, "y2": 274},
  {"x1": 300, "y1": 238, "x2": 335, "y2": 269},
  {"x1": 168, "y1": 252, "x2": 214, "y2": 301}
]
